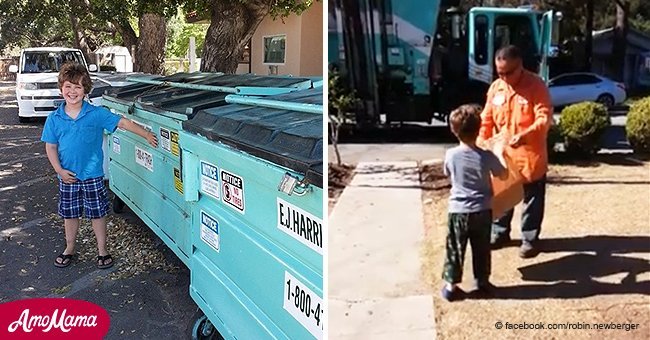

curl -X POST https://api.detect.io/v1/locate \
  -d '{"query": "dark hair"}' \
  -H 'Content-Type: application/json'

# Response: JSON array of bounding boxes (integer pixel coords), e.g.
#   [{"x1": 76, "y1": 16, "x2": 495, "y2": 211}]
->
[
  {"x1": 495, "y1": 45, "x2": 522, "y2": 61},
  {"x1": 58, "y1": 62, "x2": 92, "y2": 94},
  {"x1": 449, "y1": 104, "x2": 482, "y2": 141}
]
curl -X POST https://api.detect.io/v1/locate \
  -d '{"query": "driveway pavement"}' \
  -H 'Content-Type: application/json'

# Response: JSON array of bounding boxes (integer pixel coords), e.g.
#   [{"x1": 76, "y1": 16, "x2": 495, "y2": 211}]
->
[{"x1": 329, "y1": 111, "x2": 631, "y2": 164}]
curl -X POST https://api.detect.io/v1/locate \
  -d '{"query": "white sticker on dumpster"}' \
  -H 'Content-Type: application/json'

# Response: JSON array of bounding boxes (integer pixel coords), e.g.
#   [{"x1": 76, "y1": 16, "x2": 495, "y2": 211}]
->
[
  {"x1": 135, "y1": 146, "x2": 153, "y2": 172},
  {"x1": 200, "y1": 210, "x2": 219, "y2": 253},
  {"x1": 112, "y1": 136, "x2": 121, "y2": 154},
  {"x1": 277, "y1": 198, "x2": 323, "y2": 255},
  {"x1": 200, "y1": 161, "x2": 220, "y2": 200},
  {"x1": 159, "y1": 127, "x2": 171, "y2": 153},
  {"x1": 221, "y1": 169, "x2": 244, "y2": 213},
  {"x1": 283, "y1": 271, "x2": 323, "y2": 339}
]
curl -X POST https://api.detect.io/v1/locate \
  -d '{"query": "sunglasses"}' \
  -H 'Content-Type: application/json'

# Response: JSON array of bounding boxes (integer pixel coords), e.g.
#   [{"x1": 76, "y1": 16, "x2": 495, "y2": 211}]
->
[{"x1": 497, "y1": 68, "x2": 517, "y2": 76}]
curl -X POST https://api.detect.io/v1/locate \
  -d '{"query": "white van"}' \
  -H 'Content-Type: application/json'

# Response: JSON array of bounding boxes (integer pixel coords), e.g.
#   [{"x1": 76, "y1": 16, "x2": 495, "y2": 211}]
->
[{"x1": 8, "y1": 47, "x2": 99, "y2": 122}]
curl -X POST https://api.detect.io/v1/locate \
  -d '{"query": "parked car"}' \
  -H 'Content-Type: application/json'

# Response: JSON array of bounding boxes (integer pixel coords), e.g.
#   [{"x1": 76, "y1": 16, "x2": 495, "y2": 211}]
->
[
  {"x1": 548, "y1": 72, "x2": 627, "y2": 108},
  {"x1": 8, "y1": 47, "x2": 99, "y2": 123}
]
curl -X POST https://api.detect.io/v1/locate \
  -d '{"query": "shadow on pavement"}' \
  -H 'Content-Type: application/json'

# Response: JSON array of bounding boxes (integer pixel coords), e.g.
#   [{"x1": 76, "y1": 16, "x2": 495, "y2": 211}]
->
[{"x1": 472, "y1": 236, "x2": 650, "y2": 300}]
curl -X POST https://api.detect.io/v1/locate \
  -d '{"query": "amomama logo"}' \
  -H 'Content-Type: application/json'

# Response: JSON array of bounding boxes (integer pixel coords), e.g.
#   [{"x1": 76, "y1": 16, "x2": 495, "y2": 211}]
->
[{"x1": 0, "y1": 298, "x2": 110, "y2": 339}]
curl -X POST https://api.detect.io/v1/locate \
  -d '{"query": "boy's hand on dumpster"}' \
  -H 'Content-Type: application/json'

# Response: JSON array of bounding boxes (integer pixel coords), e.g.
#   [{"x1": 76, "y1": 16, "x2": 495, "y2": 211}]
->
[
  {"x1": 146, "y1": 132, "x2": 158, "y2": 148},
  {"x1": 58, "y1": 169, "x2": 77, "y2": 183}
]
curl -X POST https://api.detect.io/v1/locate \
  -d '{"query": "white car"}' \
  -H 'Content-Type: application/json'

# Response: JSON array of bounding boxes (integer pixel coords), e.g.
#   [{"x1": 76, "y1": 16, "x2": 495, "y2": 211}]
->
[
  {"x1": 8, "y1": 47, "x2": 99, "y2": 122},
  {"x1": 548, "y1": 72, "x2": 627, "y2": 108}
]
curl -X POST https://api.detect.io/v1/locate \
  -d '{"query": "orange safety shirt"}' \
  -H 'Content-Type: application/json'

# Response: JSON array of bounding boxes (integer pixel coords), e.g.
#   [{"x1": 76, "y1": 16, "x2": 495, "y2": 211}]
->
[{"x1": 478, "y1": 70, "x2": 552, "y2": 183}]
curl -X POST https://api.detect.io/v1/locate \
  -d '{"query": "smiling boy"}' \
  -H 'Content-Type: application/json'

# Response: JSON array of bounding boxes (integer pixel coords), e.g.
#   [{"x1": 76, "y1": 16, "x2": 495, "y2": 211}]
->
[{"x1": 41, "y1": 62, "x2": 158, "y2": 269}]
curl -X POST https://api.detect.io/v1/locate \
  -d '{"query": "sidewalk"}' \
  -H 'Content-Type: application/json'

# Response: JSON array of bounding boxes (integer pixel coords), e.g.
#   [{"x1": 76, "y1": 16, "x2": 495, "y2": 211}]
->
[{"x1": 328, "y1": 161, "x2": 435, "y2": 339}]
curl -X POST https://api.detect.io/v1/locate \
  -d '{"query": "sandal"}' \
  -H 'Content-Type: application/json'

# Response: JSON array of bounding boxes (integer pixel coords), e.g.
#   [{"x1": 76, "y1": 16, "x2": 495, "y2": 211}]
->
[
  {"x1": 54, "y1": 253, "x2": 74, "y2": 268},
  {"x1": 97, "y1": 254, "x2": 114, "y2": 269}
]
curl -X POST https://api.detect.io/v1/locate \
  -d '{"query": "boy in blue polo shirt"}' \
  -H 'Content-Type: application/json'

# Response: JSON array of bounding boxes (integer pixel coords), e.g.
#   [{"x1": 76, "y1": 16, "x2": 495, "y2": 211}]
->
[{"x1": 42, "y1": 62, "x2": 157, "y2": 269}]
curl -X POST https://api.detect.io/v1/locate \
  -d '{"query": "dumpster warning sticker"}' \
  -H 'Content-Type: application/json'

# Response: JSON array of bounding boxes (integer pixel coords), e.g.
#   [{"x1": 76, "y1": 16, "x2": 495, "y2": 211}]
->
[
  {"x1": 283, "y1": 271, "x2": 323, "y2": 339},
  {"x1": 135, "y1": 146, "x2": 153, "y2": 172},
  {"x1": 170, "y1": 131, "x2": 180, "y2": 157},
  {"x1": 159, "y1": 128, "x2": 171, "y2": 153},
  {"x1": 277, "y1": 198, "x2": 323, "y2": 255},
  {"x1": 112, "y1": 136, "x2": 121, "y2": 154},
  {"x1": 200, "y1": 210, "x2": 219, "y2": 253},
  {"x1": 220, "y1": 169, "x2": 244, "y2": 213},
  {"x1": 200, "y1": 161, "x2": 220, "y2": 200},
  {"x1": 174, "y1": 167, "x2": 183, "y2": 194}
]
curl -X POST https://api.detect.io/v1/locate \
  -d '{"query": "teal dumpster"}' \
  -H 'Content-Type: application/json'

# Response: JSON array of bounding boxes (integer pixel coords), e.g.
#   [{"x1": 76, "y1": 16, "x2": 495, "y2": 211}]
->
[
  {"x1": 101, "y1": 73, "x2": 314, "y2": 266},
  {"x1": 180, "y1": 87, "x2": 323, "y2": 339}
]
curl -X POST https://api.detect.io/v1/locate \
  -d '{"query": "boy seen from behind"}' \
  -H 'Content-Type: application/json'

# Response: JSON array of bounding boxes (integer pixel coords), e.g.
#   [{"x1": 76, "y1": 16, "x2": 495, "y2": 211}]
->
[{"x1": 441, "y1": 104, "x2": 507, "y2": 301}]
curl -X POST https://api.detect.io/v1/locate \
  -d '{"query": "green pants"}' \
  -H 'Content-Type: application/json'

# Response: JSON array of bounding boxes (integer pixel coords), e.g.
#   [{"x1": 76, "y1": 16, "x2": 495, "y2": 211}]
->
[{"x1": 442, "y1": 210, "x2": 492, "y2": 284}]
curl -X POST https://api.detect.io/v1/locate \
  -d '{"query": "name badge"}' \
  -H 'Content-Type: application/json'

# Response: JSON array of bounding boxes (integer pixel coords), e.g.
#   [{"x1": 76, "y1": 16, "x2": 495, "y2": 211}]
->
[{"x1": 492, "y1": 94, "x2": 506, "y2": 106}]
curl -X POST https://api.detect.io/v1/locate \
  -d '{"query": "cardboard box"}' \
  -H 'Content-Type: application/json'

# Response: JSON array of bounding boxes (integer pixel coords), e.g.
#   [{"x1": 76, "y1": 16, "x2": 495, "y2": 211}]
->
[{"x1": 482, "y1": 133, "x2": 524, "y2": 219}]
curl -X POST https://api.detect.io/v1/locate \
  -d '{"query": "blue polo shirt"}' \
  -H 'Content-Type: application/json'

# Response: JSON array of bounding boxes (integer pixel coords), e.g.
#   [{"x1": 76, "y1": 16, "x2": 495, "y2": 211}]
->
[{"x1": 41, "y1": 101, "x2": 121, "y2": 181}]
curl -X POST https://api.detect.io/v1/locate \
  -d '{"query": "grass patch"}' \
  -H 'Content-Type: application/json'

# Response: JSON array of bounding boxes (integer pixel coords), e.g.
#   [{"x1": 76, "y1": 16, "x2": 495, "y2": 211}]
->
[{"x1": 421, "y1": 161, "x2": 650, "y2": 339}]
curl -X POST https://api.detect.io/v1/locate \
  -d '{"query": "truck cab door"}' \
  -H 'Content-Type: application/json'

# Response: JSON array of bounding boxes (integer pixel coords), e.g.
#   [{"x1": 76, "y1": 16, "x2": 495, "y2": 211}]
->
[
  {"x1": 538, "y1": 10, "x2": 560, "y2": 82},
  {"x1": 467, "y1": 12, "x2": 494, "y2": 85}
]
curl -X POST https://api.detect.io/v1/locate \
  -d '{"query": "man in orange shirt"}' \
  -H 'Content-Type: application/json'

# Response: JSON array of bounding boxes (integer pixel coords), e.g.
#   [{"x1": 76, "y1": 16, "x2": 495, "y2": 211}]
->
[{"x1": 478, "y1": 45, "x2": 552, "y2": 258}]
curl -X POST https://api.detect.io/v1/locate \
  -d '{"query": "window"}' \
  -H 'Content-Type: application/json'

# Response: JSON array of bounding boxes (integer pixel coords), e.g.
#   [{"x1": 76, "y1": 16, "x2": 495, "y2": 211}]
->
[
  {"x1": 495, "y1": 25, "x2": 511, "y2": 49},
  {"x1": 575, "y1": 75, "x2": 601, "y2": 84},
  {"x1": 494, "y1": 15, "x2": 538, "y2": 72},
  {"x1": 22, "y1": 51, "x2": 84, "y2": 73},
  {"x1": 550, "y1": 74, "x2": 601, "y2": 87},
  {"x1": 550, "y1": 75, "x2": 578, "y2": 87},
  {"x1": 474, "y1": 15, "x2": 488, "y2": 65},
  {"x1": 263, "y1": 35, "x2": 286, "y2": 65}
]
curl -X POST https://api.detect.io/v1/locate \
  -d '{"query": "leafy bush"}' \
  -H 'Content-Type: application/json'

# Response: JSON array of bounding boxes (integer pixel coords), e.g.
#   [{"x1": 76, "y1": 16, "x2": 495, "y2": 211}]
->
[
  {"x1": 558, "y1": 102, "x2": 610, "y2": 156},
  {"x1": 328, "y1": 70, "x2": 358, "y2": 165},
  {"x1": 328, "y1": 71, "x2": 357, "y2": 117},
  {"x1": 547, "y1": 120, "x2": 562, "y2": 156},
  {"x1": 166, "y1": 10, "x2": 208, "y2": 59},
  {"x1": 625, "y1": 96, "x2": 650, "y2": 154}
]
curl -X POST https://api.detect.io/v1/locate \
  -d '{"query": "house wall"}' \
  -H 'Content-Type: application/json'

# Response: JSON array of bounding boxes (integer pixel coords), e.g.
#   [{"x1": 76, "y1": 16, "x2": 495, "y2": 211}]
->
[
  {"x1": 299, "y1": 3, "x2": 323, "y2": 76},
  {"x1": 235, "y1": 3, "x2": 323, "y2": 77},
  {"x1": 250, "y1": 11, "x2": 303, "y2": 76},
  {"x1": 591, "y1": 29, "x2": 650, "y2": 89}
]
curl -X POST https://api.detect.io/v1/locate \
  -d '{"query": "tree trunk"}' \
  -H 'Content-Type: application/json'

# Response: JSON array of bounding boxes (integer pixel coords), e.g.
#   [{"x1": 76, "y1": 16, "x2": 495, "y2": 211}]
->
[
  {"x1": 112, "y1": 18, "x2": 138, "y2": 52},
  {"x1": 584, "y1": 0, "x2": 594, "y2": 71},
  {"x1": 201, "y1": 0, "x2": 271, "y2": 73},
  {"x1": 329, "y1": 116, "x2": 342, "y2": 166},
  {"x1": 69, "y1": 14, "x2": 94, "y2": 64},
  {"x1": 135, "y1": 13, "x2": 166, "y2": 74},
  {"x1": 611, "y1": 1, "x2": 629, "y2": 82}
]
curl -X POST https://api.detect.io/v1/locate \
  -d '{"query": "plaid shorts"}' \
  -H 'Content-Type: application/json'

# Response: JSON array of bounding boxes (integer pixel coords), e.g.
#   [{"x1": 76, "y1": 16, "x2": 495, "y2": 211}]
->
[{"x1": 58, "y1": 177, "x2": 109, "y2": 219}]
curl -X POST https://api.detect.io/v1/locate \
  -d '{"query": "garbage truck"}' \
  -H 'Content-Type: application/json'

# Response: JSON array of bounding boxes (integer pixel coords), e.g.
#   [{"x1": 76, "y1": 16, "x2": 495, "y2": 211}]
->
[{"x1": 328, "y1": 0, "x2": 562, "y2": 126}]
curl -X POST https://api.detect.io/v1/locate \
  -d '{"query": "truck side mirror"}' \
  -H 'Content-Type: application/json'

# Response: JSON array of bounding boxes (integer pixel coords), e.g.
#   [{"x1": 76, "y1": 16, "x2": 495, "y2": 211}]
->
[
  {"x1": 8, "y1": 65, "x2": 18, "y2": 73},
  {"x1": 88, "y1": 64, "x2": 98, "y2": 72}
]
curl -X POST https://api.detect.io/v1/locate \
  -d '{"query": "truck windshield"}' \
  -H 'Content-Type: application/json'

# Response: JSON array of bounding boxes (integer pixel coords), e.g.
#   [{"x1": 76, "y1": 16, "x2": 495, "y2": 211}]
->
[{"x1": 22, "y1": 51, "x2": 84, "y2": 73}]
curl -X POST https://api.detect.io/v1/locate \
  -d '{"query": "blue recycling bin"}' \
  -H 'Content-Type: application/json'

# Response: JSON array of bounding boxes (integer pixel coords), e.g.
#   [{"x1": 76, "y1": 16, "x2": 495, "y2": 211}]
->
[
  {"x1": 101, "y1": 73, "x2": 314, "y2": 267},
  {"x1": 179, "y1": 87, "x2": 324, "y2": 339}
]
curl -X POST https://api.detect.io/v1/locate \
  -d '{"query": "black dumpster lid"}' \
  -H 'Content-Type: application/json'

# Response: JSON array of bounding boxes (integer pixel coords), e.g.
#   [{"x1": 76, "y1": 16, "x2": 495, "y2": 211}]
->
[
  {"x1": 103, "y1": 73, "x2": 312, "y2": 119},
  {"x1": 182, "y1": 87, "x2": 324, "y2": 188}
]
